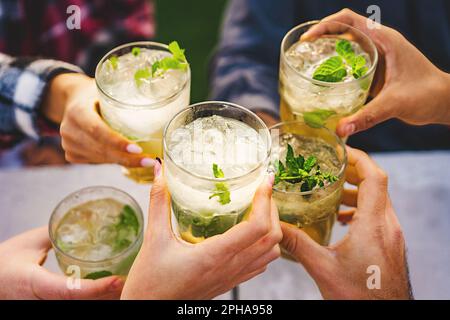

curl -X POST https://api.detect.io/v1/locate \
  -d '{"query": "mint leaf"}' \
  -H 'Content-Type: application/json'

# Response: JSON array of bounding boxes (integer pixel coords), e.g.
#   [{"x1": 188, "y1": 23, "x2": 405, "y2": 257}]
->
[
  {"x1": 151, "y1": 41, "x2": 188, "y2": 77},
  {"x1": 210, "y1": 164, "x2": 231, "y2": 205},
  {"x1": 274, "y1": 143, "x2": 338, "y2": 192},
  {"x1": 304, "y1": 156, "x2": 317, "y2": 172},
  {"x1": 351, "y1": 55, "x2": 368, "y2": 79},
  {"x1": 336, "y1": 39, "x2": 355, "y2": 63},
  {"x1": 303, "y1": 109, "x2": 336, "y2": 128},
  {"x1": 209, "y1": 182, "x2": 231, "y2": 205},
  {"x1": 168, "y1": 41, "x2": 187, "y2": 62},
  {"x1": 134, "y1": 67, "x2": 151, "y2": 87},
  {"x1": 84, "y1": 270, "x2": 113, "y2": 280},
  {"x1": 113, "y1": 205, "x2": 139, "y2": 252},
  {"x1": 108, "y1": 56, "x2": 118, "y2": 70},
  {"x1": 212, "y1": 163, "x2": 225, "y2": 178},
  {"x1": 312, "y1": 56, "x2": 347, "y2": 82},
  {"x1": 132, "y1": 47, "x2": 141, "y2": 57},
  {"x1": 117, "y1": 205, "x2": 139, "y2": 235}
]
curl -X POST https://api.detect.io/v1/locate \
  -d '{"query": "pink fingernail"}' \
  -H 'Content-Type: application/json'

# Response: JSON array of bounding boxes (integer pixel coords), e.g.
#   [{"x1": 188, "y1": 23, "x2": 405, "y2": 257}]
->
[
  {"x1": 345, "y1": 123, "x2": 356, "y2": 136},
  {"x1": 141, "y1": 158, "x2": 156, "y2": 167},
  {"x1": 267, "y1": 173, "x2": 275, "y2": 187},
  {"x1": 127, "y1": 144, "x2": 143, "y2": 154},
  {"x1": 153, "y1": 161, "x2": 162, "y2": 178}
]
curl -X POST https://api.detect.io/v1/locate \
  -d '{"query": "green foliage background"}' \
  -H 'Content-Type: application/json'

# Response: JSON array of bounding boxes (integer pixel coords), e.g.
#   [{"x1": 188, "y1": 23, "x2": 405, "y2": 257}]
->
[{"x1": 154, "y1": 0, "x2": 228, "y2": 103}]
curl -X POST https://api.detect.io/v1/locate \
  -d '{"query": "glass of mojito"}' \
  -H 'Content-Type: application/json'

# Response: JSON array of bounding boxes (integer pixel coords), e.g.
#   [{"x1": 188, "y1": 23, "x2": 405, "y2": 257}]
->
[
  {"x1": 270, "y1": 121, "x2": 347, "y2": 247},
  {"x1": 279, "y1": 20, "x2": 378, "y2": 132},
  {"x1": 49, "y1": 186, "x2": 144, "y2": 279},
  {"x1": 95, "y1": 41, "x2": 190, "y2": 183},
  {"x1": 164, "y1": 101, "x2": 271, "y2": 243}
]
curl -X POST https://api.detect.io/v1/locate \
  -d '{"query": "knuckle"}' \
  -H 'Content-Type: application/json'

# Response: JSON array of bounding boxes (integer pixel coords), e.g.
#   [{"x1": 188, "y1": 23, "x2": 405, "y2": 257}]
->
[
  {"x1": 282, "y1": 231, "x2": 299, "y2": 256},
  {"x1": 252, "y1": 221, "x2": 270, "y2": 238},
  {"x1": 375, "y1": 169, "x2": 389, "y2": 186},
  {"x1": 150, "y1": 181, "x2": 167, "y2": 201},
  {"x1": 272, "y1": 244, "x2": 281, "y2": 259},
  {"x1": 391, "y1": 225, "x2": 405, "y2": 246}
]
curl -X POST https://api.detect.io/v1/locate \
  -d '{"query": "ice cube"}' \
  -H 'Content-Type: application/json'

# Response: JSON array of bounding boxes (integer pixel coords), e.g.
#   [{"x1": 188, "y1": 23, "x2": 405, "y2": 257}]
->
[
  {"x1": 57, "y1": 224, "x2": 91, "y2": 245},
  {"x1": 138, "y1": 69, "x2": 186, "y2": 100}
]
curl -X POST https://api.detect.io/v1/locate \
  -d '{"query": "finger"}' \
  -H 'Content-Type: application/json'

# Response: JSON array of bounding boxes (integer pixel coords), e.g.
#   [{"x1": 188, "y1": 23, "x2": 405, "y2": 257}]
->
[
  {"x1": 62, "y1": 130, "x2": 154, "y2": 168},
  {"x1": 147, "y1": 161, "x2": 174, "y2": 241},
  {"x1": 243, "y1": 245, "x2": 280, "y2": 273},
  {"x1": 204, "y1": 174, "x2": 274, "y2": 253},
  {"x1": 342, "y1": 188, "x2": 358, "y2": 207},
  {"x1": 104, "y1": 150, "x2": 156, "y2": 168},
  {"x1": 344, "y1": 164, "x2": 359, "y2": 185},
  {"x1": 280, "y1": 222, "x2": 330, "y2": 273},
  {"x1": 73, "y1": 102, "x2": 135, "y2": 154},
  {"x1": 31, "y1": 266, "x2": 124, "y2": 300},
  {"x1": 302, "y1": 9, "x2": 371, "y2": 40},
  {"x1": 337, "y1": 208, "x2": 356, "y2": 224},
  {"x1": 235, "y1": 267, "x2": 267, "y2": 285},
  {"x1": 345, "y1": 147, "x2": 388, "y2": 219},
  {"x1": 336, "y1": 92, "x2": 397, "y2": 137},
  {"x1": 231, "y1": 199, "x2": 282, "y2": 267}
]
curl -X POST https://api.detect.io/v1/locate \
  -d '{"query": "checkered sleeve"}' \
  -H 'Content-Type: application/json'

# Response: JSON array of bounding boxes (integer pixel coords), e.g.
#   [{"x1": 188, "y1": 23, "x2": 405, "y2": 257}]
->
[{"x1": 0, "y1": 53, "x2": 83, "y2": 140}]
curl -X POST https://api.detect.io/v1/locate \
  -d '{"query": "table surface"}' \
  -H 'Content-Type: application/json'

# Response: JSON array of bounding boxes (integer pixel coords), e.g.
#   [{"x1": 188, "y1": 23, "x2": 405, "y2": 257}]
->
[{"x1": 1, "y1": 151, "x2": 449, "y2": 300}]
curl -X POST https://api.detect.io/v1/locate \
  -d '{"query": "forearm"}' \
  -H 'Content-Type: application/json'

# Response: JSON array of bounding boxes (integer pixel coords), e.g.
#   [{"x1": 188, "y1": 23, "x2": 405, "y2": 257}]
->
[
  {"x1": 41, "y1": 73, "x2": 92, "y2": 124},
  {"x1": 0, "y1": 53, "x2": 82, "y2": 140},
  {"x1": 436, "y1": 71, "x2": 450, "y2": 125}
]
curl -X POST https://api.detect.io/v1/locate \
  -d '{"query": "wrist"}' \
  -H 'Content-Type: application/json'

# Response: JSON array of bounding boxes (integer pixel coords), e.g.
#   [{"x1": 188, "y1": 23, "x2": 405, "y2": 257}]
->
[
  {"x1": 438, "y1": 72, "x2": 450, "y2": 125},
  {"x1": 41, "y1": 73, "x2": 93, "y2": 124}
]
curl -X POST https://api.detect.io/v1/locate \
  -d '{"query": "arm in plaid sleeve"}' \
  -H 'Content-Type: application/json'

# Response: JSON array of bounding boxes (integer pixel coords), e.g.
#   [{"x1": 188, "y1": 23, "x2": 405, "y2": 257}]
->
[{"x1": 0, "y1": 53, "x2": 83, "y2": 140}]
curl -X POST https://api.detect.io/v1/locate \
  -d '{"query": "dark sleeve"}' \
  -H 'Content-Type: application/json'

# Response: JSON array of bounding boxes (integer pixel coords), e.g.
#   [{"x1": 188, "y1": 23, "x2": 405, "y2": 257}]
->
[
  {"x1": 209, "y1": 0, "x2": 298, "y2": 118},
  {"x1": 0, "y1": 53, "x2": 82, "y2": 142}
]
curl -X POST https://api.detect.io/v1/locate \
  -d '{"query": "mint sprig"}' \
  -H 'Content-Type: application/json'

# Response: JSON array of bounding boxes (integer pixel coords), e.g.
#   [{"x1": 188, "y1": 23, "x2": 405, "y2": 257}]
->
[
  {"x1": 151, "y1": 41, "x2": 188, "y2": 77},
  {"x1": 312, "y1": 39, "x2": 368, "y2": 82},
  {"x1": 133, "y1": 41, "x2": 188, "y2": 87},
  {"x1": 312, "y1": 56, "x2": 347, "y2": 82},
  {"x1": 134, "y1": 67, "x2": 152, "y2": 87},
  {"x1": 303, "y1": 109, "x2": 336, "y2": 128},
  {"x1": 274, "y1": 144, "x2": 338, "y2": 192},
  {"x1": 209, "y1": 163, "x2": 231, "y2": 205}
]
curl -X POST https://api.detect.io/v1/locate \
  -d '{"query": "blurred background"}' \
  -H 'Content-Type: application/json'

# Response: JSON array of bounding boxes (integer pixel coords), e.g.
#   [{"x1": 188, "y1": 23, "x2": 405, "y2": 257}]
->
[{"x1": 154, "y1": 0, "x2": 227, "y2": 103}]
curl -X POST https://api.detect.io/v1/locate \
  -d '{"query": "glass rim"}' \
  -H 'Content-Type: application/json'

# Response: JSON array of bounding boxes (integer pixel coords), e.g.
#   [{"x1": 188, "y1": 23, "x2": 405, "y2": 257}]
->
[
  {"x1": 280, "y1": 20, "x2": 379, "y2": 87},
  {"x1": 269, "y1": 120, "x2": 348, "y2": 196},
  {"x1": 163, "y1": 101, "x2": 272, "y2": 183},
  {"x1": 48, "y1": 186, "x2": 144, "y2": 265},
  {"x1": 95, "y1": 41, "x2": 191, "y2": 110}
]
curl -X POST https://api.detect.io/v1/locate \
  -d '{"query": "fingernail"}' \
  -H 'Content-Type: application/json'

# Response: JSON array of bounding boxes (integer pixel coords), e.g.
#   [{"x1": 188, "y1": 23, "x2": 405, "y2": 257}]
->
[
  {"x1": 155, "y1": 157, "x2": 162, "y2": 164},
  {"x1": 126, "y1": 144, "x2": 142, "y2": 154},
  {"x1": 267, "y1": 172, "x2": 275, "y2": 187},
  {"x1": 153, "y1": 160, "x2": 162, "y2": 178},
  {"x1": 141, "y1": 158, "x2": 156, "y2": 167},
  {"x1": 344, "y1": 123, "x2": 356, "y2": 136}
]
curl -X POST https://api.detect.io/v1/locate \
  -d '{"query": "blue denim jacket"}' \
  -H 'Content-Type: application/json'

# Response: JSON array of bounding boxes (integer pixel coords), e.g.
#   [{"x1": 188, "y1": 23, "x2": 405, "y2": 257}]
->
[{"x1": 210, "y1": 0, "x2": 450, "y2": 151}]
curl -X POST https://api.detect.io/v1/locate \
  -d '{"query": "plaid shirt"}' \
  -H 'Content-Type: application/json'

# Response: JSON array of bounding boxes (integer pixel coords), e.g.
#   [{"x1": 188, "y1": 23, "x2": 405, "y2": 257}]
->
[{"x1": 0, "y1": 0, "x2": 154, "y2": 151}]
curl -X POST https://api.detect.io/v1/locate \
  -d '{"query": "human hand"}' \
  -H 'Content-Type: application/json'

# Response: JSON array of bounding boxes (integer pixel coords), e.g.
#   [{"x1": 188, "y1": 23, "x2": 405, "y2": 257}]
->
[
  {"x1": 121, "y1": 162, "x2": 282, "y2": 299},
  {"x1": 0, "y1": 226, "x2": 124, "y2": 299},
  {"x1": 304, "y1": 9, "x2": 450, "y2": 136},
  {"x1": 43, "y1": 73, "x2": 156, "y2": 168},
  {"x1": 281, "y1": 147, "x2": 412, "y2": 300}
]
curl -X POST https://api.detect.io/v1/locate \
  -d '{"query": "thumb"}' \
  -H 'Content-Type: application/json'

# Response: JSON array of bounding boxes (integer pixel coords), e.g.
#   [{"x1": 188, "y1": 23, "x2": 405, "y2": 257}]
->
[
  {"x1": 147, "y1": 160, "x2": 173, "y2": 240},
  {"x1": 31, "y1": 266, "x2": 124, "y2": 300},
  {"x1": 336, "y1": 93, "x2": 395, "y2": 137},
  {"x1": 280, "y1": 222, "x2": 330, "y2": 271}
]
